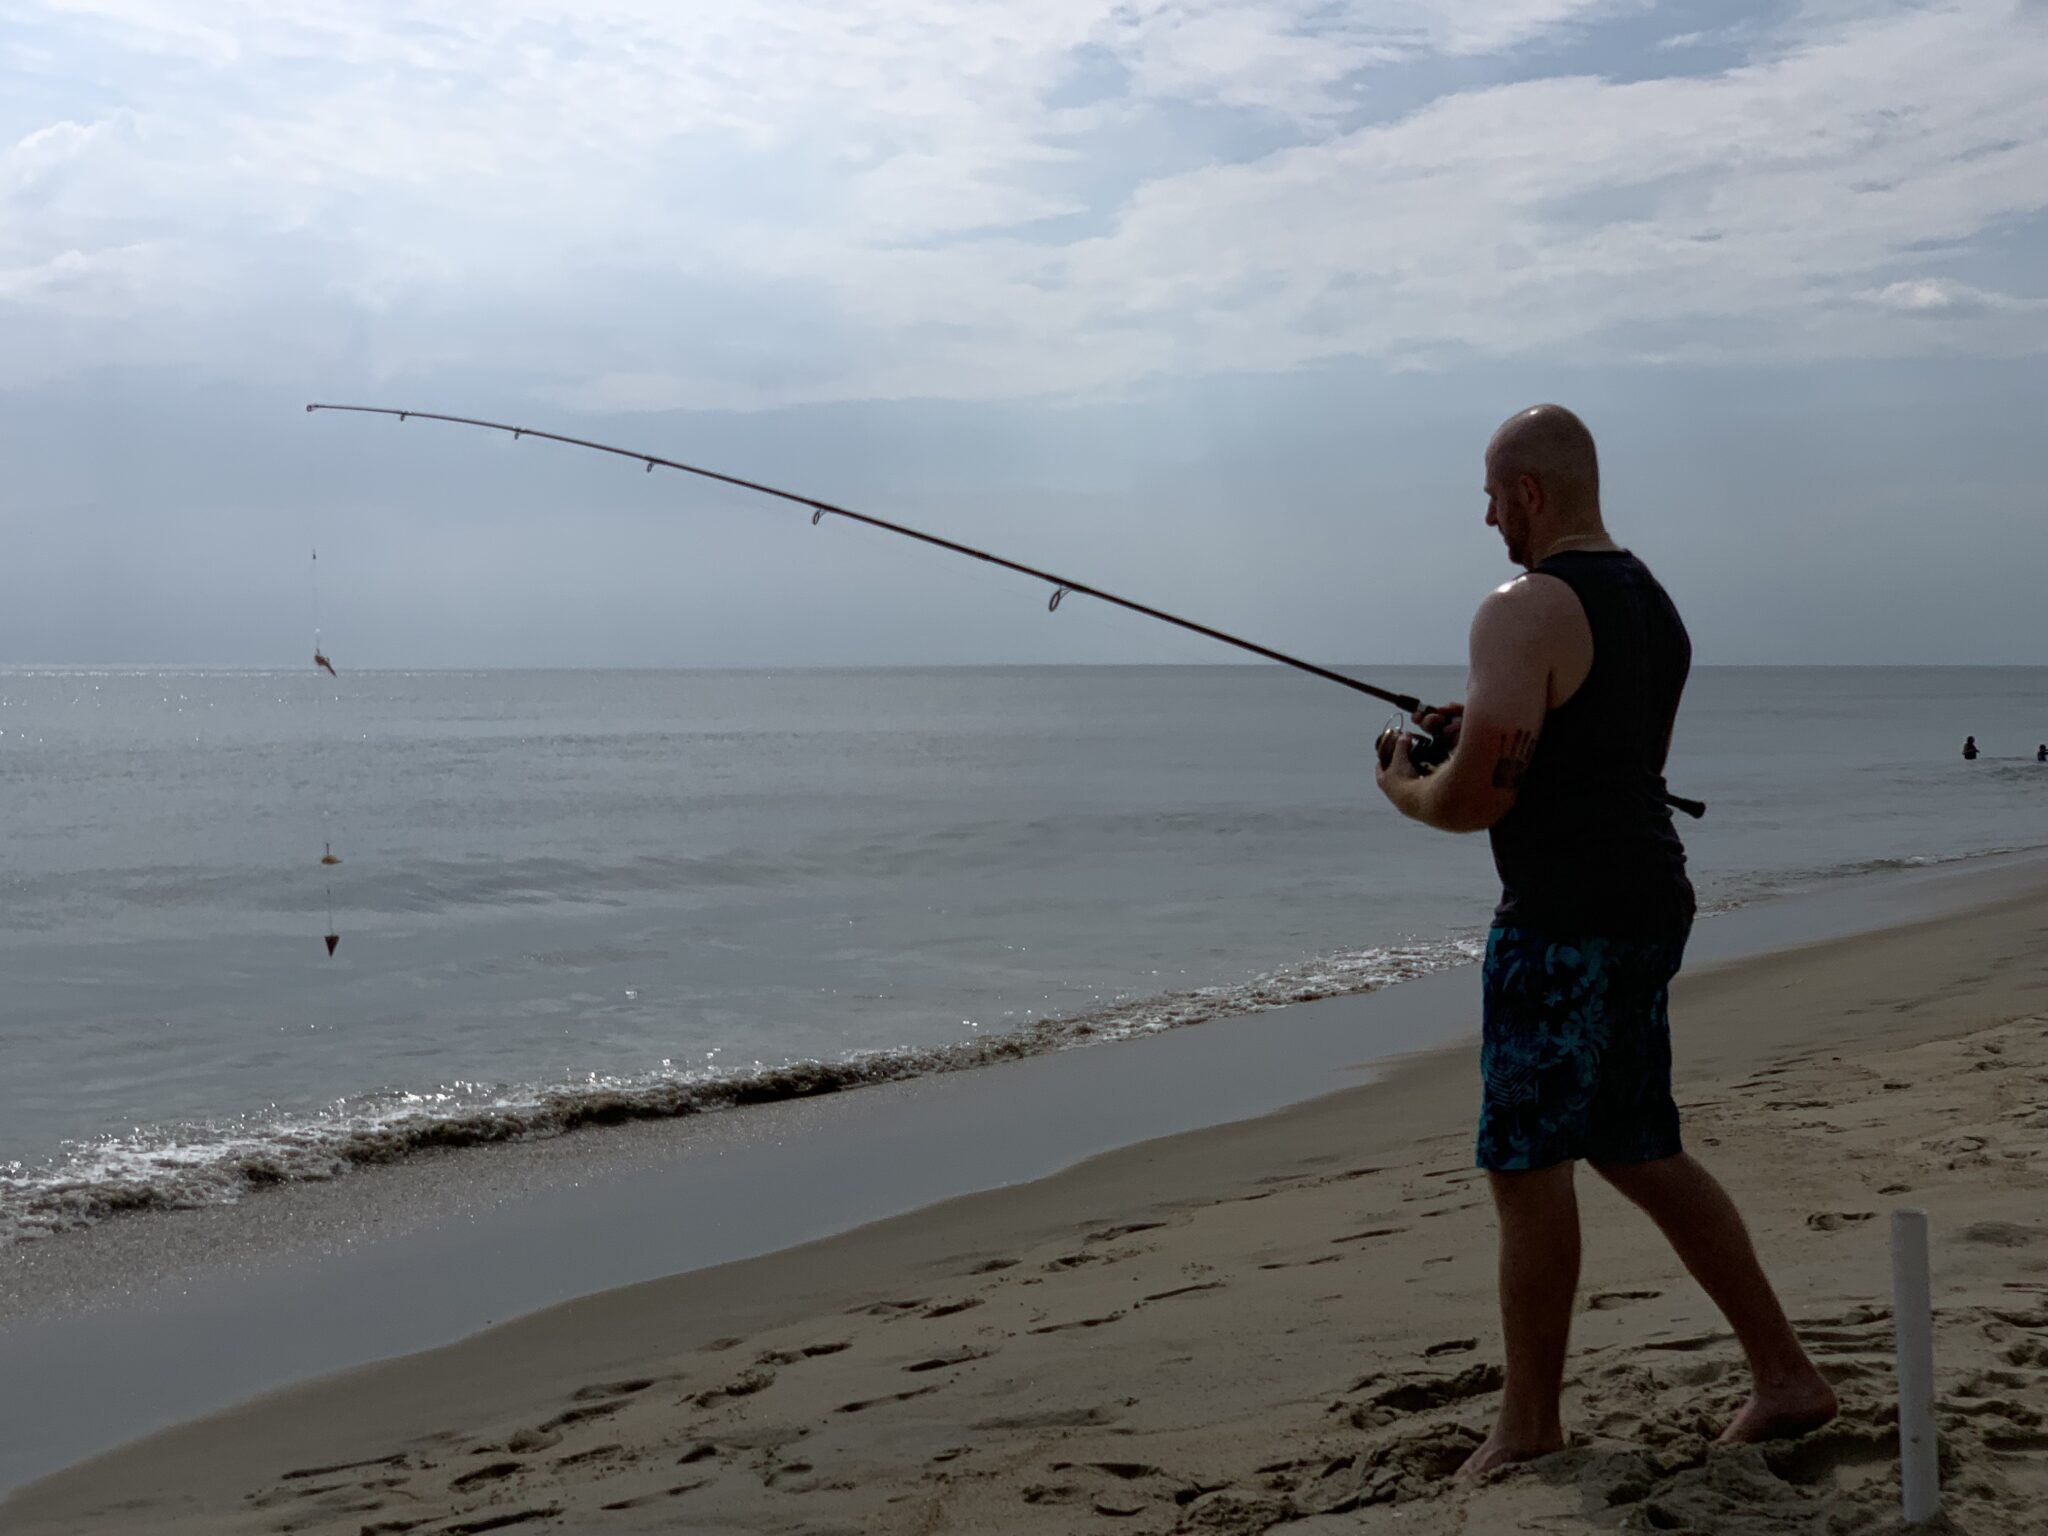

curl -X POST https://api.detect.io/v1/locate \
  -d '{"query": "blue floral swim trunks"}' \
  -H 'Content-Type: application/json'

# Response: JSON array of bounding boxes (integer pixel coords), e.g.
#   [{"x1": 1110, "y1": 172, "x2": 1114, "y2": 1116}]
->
[{"x1": 1476, "y1": 924, "x2": 1690, "y2": 1172}]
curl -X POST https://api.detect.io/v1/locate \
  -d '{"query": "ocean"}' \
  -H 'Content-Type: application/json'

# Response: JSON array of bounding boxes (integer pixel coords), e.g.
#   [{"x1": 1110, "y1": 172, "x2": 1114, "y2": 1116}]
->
[{"x1": 2, "y1": 664, "x2": 2042, "y2": 1246}]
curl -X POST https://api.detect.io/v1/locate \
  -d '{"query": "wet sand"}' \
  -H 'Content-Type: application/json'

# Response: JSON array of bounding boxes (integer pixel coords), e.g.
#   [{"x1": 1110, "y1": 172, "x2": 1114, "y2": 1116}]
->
[{"x1": 7, "y1": 862, "x2": 2048, "y2": 1533}]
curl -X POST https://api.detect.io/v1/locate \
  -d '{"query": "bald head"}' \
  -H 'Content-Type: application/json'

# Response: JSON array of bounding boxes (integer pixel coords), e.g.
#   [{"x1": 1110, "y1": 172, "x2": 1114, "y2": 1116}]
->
[{"x1": 1486, "y1": 404, "x2": 1601, "y2": 520}]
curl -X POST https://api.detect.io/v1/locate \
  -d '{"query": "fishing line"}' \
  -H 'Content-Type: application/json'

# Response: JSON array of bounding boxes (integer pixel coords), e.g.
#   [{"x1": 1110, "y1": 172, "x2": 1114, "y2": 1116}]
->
[
  {"x1": 305, "y1": 403, "x2": 1705, "y2": 818},
  {"x1": 309, "y1": 545, "x2": 344, "y2": 954}
]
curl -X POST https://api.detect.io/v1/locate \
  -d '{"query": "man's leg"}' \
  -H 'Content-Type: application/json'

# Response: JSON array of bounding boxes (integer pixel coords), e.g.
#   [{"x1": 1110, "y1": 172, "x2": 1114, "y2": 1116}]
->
[
  {"x1": 1460, "y1": 1161, "x2": 1581, "y2": 1477},
  {"x1": 1591, "y1": 1153, "x2": 1837, "y2": 1442}
]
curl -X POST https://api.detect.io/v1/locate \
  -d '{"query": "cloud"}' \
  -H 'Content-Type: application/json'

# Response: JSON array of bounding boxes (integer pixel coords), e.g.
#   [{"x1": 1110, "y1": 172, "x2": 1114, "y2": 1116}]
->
[
  {"x1": 4, "y1": 0, "x2": 2047, "y2": 403},
  {"x1": 0, "y1": 241, "x2": 158, "y2": 307},
  {"x1": 1863, "y1": 277, "x2": 2045, "y2": 314},
  {"x1": 3, "y1": 113, "x2": 136, "y2": 196}
]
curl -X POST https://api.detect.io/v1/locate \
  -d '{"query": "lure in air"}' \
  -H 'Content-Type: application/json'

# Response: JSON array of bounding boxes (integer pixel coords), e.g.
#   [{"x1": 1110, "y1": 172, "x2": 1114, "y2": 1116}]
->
[
  {"x1": 312, "y1": 548, "x2": 339, "y2": 676},
  {"x1": 304, "y1": 403, "x2": 1705, "y2": 819}
]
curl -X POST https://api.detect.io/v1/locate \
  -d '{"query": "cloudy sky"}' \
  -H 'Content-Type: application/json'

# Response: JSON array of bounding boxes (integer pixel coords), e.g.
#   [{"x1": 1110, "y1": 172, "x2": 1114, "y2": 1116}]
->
[{"x1": 3, "y1": 0, "x2": 2044, "y2": 667}]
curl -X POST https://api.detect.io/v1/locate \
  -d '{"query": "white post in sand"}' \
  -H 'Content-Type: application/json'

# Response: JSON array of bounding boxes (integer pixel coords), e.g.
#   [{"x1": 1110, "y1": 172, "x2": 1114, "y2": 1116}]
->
[{"x1": 1892, "y1": 1209, "x2": 1940, "y2": 1524}]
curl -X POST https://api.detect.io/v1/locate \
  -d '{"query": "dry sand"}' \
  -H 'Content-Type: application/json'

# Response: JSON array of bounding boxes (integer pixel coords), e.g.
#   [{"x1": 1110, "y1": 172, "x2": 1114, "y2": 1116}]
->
[{"x1": 8, "y1": 882, "x2": 2048, "y2": 1535}]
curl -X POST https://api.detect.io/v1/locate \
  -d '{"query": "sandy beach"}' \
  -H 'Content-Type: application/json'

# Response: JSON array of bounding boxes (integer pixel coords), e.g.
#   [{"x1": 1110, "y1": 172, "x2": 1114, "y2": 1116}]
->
[{"x1": 8, "y1": 873, "x2": 2048, "y2": 1535}]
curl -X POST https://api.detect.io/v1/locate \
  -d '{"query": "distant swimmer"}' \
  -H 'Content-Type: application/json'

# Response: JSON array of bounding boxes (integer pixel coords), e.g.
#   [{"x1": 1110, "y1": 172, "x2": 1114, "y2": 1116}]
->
[
  {"x1": 1376, "y1": 404, "x2": 1834, "y2": 1475},
  {"x1": 2038, "y1": 744, "x2": 2046, "y2": 763},
  {"x1": 1962, "y1": 736, "x2": 1978, "y2": 761}
]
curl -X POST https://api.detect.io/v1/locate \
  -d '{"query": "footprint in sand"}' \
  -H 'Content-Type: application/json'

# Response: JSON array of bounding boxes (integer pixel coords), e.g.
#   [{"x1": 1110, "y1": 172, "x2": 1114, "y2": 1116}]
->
[
  {"x1": 447, "y1": 1458, "x2": 529, "y2": 1491},
  {"x1": 598, "y1": 1481, "x2": 706, "y2": 1512},
  {"x1": 1376, "y1": 1363, "x2": 1503, "y2": 1410},
  {"x1": 902, "y1": 1347, "x2": 992, "y2": 1373},
  {"x1": 757, "y1": 1338, "x2": 854, "y2": 1365},
  {"x1": 570, "y1": 1377, "x2": 653, "y2": 1401},
  {"x1": 1642, "y1": 1331, "x2": 1725, "y2": 1353},
  {"x1": 369, "y1": 1512, "x2": 560, "y2": 1536},
  {"x1": 1258, "y1": 1254, "x2": 1341, "y2": 1270},
  {"x1": 1344, "y1": 1362, "x2": 1504, "y2": 1415},
  {"x1": 1085, "y1": 1220, "x2": 1168, "y2": 1243},
  {"x1": 1020, "y1": 1480, "x2": 1085, "y2": 1505},
  {"x1": 537, "y1": 1401, "x2": 626, "y2": 1433},
  {"x1": 1140, "y1": 1281, "x2": 1225, "y2": 1304},
  {"x1": 1308, "y1": 1423, "x2": 1484, "y2": 1513},
  {"x1": 1760, "y1": 1421, "x2": 1904, "y2": 1486},
  {"x1": 1027, "y1": 1311, "x2": 1126, "y2": 1335},
  {"x1": 1669, "y1": 1357, "x2": 1735, "y2": 1386},
  {"x1": 1086, "y1": 1460, "x2": 1163, "y2": 1480},
  {"x1": 1588, "y1": 1289, "x2": 1663, "y2": 1311},
  {"x1": 1044, "y1": 1251, "x2": 1107, "y2": 1270},
  {"x1": 281, "y1": 1453, "x2": 413, "y2": 1480},
  {"x1": 1953, "y1": 1366, "x2": 2038, "y2": 1396},
  {"x1": 1036, "y1": 1462, "x2": 1167, "y2": 1518},
  {"x1": 1959, "y1": 1221, "x2": 2044, "y2": 1247},
  {"x1": 551, "y1": 1442, "x2": 622, "y2": 1468},
  {"x1": 969, "y1": 1406, "x2": 1118, "y2": 1432},
  {"x1": 1805, "y1": 1211, "x2": 1877, "y2": 1231},
  {"x1": 849, "y1": 1297, "x2": 931, "y2": 1317},
  {"x1": 689, "y1": 1367, "x2": 775, "y2": 1408},
  {"x1": 836, "y1": 1383, "x2": 943, "y2": 1414}
]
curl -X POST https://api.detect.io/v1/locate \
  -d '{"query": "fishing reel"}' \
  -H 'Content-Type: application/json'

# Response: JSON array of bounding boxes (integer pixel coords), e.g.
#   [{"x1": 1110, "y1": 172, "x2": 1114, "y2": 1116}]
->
[{"x1": 1376, "y1": 715, "x2": 1455, "y2": 776}]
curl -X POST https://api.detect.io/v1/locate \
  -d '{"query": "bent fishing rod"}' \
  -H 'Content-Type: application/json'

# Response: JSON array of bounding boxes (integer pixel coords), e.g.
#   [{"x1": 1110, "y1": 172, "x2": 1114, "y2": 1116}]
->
[{"x1": 305, "y1": 403, "x2": 1705, "y2": 819}]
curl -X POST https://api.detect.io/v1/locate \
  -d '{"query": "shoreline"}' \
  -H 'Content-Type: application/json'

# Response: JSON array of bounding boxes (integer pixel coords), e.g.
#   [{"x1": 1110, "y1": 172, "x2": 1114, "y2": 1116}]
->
[
  {"x1": 6, "y1": 840, "x2": 2038, "y2": 1267},
  {"x1": 5, "y1": 851, "x2": 2048, "y2": 1530},
  {"x1": 6, "y1": 830, "x2": 2039, "y2": 1253}
]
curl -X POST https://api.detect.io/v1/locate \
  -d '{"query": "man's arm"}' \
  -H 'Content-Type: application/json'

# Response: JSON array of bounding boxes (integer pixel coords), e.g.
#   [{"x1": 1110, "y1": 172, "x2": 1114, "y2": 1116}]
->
[{"x1": 1376, "y1": 579, "x2": 1569, "y2": 833}]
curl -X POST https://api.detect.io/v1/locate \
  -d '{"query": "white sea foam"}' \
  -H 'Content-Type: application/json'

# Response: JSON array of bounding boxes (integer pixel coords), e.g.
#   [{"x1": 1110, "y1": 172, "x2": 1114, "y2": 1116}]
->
[{"x1": 0, "y1": 934, "x2": 1484, "y2": 1247}]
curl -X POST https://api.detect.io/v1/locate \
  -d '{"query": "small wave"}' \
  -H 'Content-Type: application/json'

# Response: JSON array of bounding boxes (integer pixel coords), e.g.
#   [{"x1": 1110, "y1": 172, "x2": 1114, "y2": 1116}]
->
[
  {"x1": 1698, "y1": 840, "x2": 2046, "y2": 914},
  {"x1": 0, "y1": 935, "x2": 1483, "y2": 1248}
]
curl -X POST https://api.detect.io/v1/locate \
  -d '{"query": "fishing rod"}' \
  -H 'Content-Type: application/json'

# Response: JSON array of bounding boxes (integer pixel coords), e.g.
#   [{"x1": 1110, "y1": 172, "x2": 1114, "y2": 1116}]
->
[
  {"x1": 306, "y1": 404, "x2": 1419, "y2": 712},
  {"x1": 305, "y1": 403, "x2": 1705, "y2": 818}
]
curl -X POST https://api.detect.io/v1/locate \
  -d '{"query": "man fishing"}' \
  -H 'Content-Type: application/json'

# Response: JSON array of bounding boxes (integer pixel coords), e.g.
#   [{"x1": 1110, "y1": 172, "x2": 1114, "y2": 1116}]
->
[{"x1": 1376, "y1": 404, "x2": 1836, "y2": 1476}]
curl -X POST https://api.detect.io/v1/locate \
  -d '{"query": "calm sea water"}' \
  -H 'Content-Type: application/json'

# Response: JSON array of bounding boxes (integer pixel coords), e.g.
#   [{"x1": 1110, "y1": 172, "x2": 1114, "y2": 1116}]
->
[{"x1": 2, "y1": 665, "x2": 2042, "y2": 1242}]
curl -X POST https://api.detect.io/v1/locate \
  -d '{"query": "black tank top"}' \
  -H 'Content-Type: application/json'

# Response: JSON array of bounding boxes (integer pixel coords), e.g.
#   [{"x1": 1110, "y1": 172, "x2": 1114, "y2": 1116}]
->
[{"x1": 1488, "y1": 549, "x2": 1695, "y2": 934}]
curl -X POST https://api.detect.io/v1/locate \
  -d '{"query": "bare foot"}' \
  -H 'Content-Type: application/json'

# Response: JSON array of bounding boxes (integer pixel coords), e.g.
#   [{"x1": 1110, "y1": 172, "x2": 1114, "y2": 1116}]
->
[
  {"x1": 1717, "y1": 1377, "x2": 1839, "y2": 1445},
  {"x1": 1455, "y1": 1429, "x2": 1566, "y2": 1479}
]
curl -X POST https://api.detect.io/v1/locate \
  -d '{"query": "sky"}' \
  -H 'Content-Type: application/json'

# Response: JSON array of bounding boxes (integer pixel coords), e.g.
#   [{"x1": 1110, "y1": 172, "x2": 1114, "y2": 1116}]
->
[{"x1": 2, "y1": 0, "x2": 2044, "y2": 668}]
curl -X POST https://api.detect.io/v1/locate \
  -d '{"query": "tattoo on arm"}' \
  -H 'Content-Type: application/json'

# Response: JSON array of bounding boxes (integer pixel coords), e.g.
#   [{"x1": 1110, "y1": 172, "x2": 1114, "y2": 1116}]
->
[{"x1": 1491, "y1": 729, "x2": 1536, "y2": 790}]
